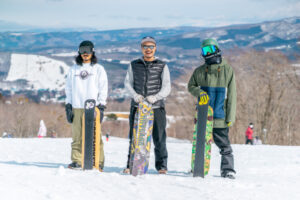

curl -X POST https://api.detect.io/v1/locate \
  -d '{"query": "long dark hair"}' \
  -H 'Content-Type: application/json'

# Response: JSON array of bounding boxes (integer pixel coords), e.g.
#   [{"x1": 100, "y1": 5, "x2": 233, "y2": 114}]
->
[{"x1": 75, "y1": 52, "x2": 98, "y2": 66}]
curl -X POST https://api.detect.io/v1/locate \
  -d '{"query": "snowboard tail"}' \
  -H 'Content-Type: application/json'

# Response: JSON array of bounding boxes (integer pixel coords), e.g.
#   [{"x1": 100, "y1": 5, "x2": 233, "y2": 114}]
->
[
  {"x1": 129, "y1": 101, "x2": 154, "y2": 176},
  {"x1": 191, "y1": 103, "x2": 213, "y2": 178},
  {"x1": 81, "y1": 99, "x2": 101, "y2": 170}
]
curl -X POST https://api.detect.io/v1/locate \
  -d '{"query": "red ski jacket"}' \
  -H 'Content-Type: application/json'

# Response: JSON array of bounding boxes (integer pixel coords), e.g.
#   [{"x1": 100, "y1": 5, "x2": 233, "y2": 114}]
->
[{"x1": 245, "y1": 127, "x2": 253, "y2": 139}]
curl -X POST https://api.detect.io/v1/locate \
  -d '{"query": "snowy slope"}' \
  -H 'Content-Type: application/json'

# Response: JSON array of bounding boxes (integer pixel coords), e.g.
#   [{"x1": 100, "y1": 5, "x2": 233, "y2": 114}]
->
[
  {"x1": 0, "y1": 137, "x2": 299, "y2": 200},
  {"x1": 5, "y1": 54, "x2": 70, "y2": 90}
]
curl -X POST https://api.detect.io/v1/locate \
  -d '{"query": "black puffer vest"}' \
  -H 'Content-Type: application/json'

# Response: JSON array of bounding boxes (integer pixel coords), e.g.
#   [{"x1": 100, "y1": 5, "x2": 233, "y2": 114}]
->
[{"x1": 131, "y1": 58, "x2": 165, "y2": 108}]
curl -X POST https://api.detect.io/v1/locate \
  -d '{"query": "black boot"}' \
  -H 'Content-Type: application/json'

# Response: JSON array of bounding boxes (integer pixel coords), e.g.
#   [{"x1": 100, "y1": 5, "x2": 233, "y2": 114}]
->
[
  {"x1": 221, "y1": 171, "x2": 236, "y2": 179},
  {"x1": 68, "y1": 162, "x2": 81, "y2": 169}
]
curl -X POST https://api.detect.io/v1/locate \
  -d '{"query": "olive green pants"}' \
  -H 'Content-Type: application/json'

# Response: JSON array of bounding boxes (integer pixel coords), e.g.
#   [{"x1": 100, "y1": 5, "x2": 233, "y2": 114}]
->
[{"x1": 71, "y1": 108, "x2": 104, "y2": 169}]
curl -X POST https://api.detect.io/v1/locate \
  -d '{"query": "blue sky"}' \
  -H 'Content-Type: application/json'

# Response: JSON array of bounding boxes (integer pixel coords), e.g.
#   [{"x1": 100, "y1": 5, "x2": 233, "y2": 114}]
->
[{"x1": 0, "y1": 0, "x2": 300, "y2": 30}]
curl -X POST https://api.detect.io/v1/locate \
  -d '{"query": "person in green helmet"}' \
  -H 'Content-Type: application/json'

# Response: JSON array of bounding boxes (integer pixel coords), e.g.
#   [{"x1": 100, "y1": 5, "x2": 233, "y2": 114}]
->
[{"x1": 188, "y1": 38, "x2": 237, "y2": 179}]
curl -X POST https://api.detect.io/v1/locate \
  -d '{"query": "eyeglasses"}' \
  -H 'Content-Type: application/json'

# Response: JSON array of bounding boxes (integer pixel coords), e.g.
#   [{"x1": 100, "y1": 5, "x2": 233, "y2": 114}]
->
[
  {"x1": 202, "y1": 45, "x2": 217, "y2": 56},
  {"x1": 142, "y1": 45, "x2": 155, "y2": 50},
  {"x1": 79, "y1": 46, "x2": 93, "y2": 54}
]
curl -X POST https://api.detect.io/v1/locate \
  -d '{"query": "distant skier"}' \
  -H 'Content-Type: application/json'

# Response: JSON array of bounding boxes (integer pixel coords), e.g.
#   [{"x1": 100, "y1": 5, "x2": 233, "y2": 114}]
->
[
  {"x1": 188, "y1": 38, "x2": 237, "y2": 179},
  {"x1": 2, "y1": 132, "x2": 13, "y2": 138},
  {"x1": 253, "y1": 136, "x2": 262, "y2": 145},
  {"x1": 50, "y1": 130, "x2": 57, "y2": 138},
  {"x1": 106, "y1": 132, "x2": 110, "y2": 142},
  {"x1": 37, "y1": 120, "x2": 47, "y2": 138},
  {"x1": 123, "y1": 36, "x2": 171, "y2": 174},
  {"x1": 65, "y1": 40, "x2": 108, "y2": 171},
  {"x1": 245, "y1": 123, "x2": 254, "y2": 145}
]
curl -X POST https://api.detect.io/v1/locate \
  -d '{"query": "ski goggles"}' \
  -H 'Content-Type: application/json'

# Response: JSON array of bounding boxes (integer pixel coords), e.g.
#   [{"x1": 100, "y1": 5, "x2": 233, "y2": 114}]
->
[
  {"x1": 201, "y1": 45, "x2": 217, "y2": 56},
  {"x1": 79, "y1": 46, "x2": 94, "y2": 54}
]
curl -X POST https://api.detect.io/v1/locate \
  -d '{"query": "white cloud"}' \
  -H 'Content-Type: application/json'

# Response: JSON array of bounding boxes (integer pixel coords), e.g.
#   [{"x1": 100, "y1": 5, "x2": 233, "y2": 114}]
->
[
  {"x1": 46, "y1": 0, "x2": 64, "y2": 2},
  {"x1": 258, "y1": 2, "x2": 300, "y2": 20},
  {"x1": 0, "y1": 0, "x2": 299, "y2": 30}
]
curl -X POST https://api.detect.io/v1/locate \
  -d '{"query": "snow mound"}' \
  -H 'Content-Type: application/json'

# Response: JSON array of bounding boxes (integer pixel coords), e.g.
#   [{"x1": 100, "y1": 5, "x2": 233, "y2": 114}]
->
[{"x1": 5, "y1": 54, "x2": 70, "y2": 91}]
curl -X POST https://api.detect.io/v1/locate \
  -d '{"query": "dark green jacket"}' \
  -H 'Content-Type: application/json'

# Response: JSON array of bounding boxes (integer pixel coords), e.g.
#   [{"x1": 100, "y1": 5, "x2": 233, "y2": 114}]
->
[{"x1": 188, "y1": 59, "x2": 236, "y2": 128}]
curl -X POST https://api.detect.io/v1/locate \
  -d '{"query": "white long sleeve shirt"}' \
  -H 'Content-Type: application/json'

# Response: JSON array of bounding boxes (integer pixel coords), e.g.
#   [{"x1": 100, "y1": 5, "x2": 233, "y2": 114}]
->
[{"x1": 65, "y1": 63, "x2": 108, "y2": 108}]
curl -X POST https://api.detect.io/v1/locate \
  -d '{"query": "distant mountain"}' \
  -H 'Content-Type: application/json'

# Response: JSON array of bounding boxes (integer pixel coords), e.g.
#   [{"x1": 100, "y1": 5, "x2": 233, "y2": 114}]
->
[
  {"x1": 0, "y1": 27, "x2": 207, "y2": 52},
  {"x1": 162, "y1": 17, "x2": 300, "y2": 53},
  {"x1": 0, "y1": 17, "x2": 299, "y2": 54},
  {"x1": 0, "y1": 17, "x2": 299, "y2": 102},
  {"x1": 0, "y1": 20, "x2": 36, "y2": 32}
]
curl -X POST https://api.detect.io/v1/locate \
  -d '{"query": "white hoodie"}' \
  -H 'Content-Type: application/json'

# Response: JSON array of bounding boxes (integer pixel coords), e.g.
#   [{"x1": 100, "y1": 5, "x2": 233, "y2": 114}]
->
[
  {"x1": 65, "y1": 63, "x2": 108, "y2": 108},
  {"x1": 37, "y1": 120, "x2": 47, "y2": 137}
]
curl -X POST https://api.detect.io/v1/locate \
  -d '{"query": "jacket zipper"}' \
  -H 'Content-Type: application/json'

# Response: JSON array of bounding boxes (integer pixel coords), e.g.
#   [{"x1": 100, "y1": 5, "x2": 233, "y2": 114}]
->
[{"x1": 142, "y1": 59, "x2": 148, "y2": 97}]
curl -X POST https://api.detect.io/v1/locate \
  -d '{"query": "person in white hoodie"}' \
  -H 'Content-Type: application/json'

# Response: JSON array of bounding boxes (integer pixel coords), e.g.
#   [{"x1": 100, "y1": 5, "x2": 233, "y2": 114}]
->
[
  {"x1": 37, "y1": 120, "x2": 47, "y2": 138},
  {"x1": 65, "y1": 40, "x2": 108, "y2": 170}
]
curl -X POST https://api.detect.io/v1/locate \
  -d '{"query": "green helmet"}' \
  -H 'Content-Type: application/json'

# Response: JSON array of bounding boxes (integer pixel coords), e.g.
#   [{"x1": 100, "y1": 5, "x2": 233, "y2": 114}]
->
[{"x1": 201, "y1": 38, "x2": 219, "y2": 49}]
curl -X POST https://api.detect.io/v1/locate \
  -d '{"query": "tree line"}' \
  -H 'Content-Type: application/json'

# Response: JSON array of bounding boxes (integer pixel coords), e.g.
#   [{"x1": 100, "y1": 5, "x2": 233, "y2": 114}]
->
[{"x1": 0, "y1": 50, "x2": 299, "y2": 145}]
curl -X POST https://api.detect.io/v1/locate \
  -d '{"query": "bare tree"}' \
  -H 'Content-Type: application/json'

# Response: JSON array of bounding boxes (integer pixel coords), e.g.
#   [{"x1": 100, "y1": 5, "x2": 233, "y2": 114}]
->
[{"x1": 0, "y1": 50, "x2": 299, "y2": 145}]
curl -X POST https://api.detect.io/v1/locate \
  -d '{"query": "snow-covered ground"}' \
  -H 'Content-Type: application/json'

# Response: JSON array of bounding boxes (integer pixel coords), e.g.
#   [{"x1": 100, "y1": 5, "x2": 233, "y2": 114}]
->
[{"x1": 0, "y1": 137, "x2": 299, "y2": 200}]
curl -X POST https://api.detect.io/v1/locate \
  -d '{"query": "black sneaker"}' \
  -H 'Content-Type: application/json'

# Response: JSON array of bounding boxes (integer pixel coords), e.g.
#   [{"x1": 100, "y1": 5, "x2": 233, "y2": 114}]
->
[
  {"x1": 221, "y1": 171, "x2": 235, "y2": 179},
  {"x1": 68, "y1": 162, "x2": 81, "y2": 169}
]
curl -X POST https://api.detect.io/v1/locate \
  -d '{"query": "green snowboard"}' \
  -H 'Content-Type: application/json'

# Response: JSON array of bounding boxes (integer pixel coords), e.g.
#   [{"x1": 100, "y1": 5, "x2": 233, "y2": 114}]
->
[{"x1": 191, "y1": 105, "x2": 213, "y2": 176}]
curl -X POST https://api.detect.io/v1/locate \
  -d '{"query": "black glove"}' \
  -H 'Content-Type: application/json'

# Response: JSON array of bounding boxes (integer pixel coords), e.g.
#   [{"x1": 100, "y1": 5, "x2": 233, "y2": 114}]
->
[
  {"x1": 97, "y1": 104, "x2": 106, "y2": 123},
  {"x1": 65, "y1": 103, "x2": 74, "y2": 123},
  {"x1": 97, "y1": 104, "x2": 106, "y2": 111}
]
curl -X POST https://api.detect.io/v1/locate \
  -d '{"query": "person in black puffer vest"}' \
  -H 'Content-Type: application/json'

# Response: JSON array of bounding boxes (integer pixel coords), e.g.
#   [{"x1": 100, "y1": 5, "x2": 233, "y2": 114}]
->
[{"x1": 123, "y1": 36, "x2": 171, "y2": 174}]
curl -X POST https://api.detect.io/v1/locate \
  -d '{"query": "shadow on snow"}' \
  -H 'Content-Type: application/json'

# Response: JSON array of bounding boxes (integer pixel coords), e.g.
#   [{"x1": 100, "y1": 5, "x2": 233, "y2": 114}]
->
[
  {"x1": 0, "y1": 160, "x2": 66, "y2": 168},
  {"x1": 0, "y1": 161, "x2": 194, "y2": 177}
]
